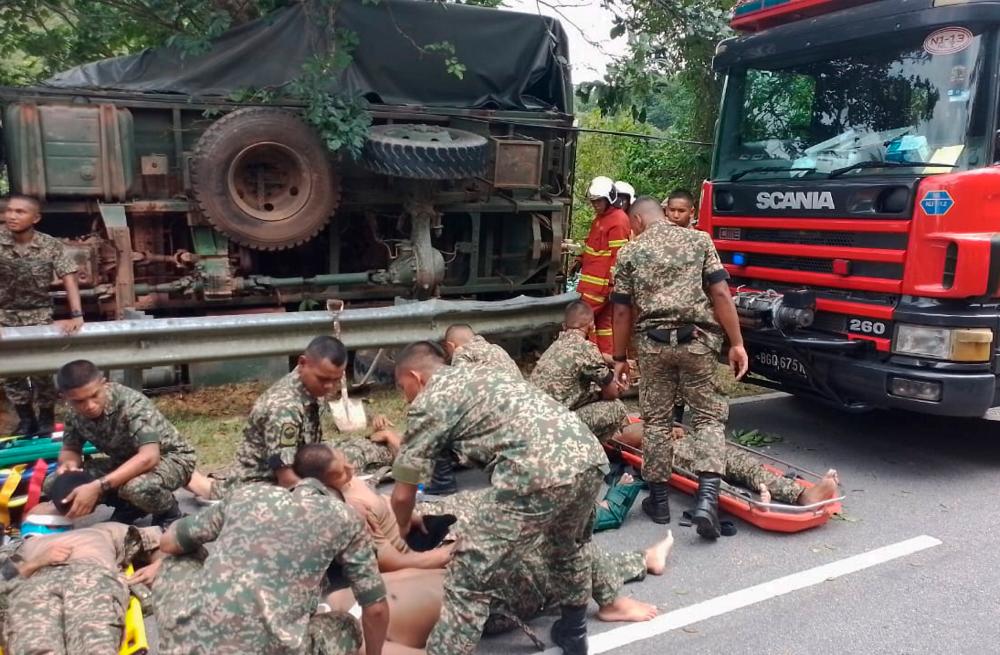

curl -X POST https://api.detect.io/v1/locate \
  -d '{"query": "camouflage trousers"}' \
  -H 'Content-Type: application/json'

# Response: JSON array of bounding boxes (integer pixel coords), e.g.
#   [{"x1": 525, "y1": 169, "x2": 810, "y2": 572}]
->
[
  {"x1": 421, "y1": 489, "x2": 646, "y2": 612},
  {"x1": 44, "y1": 453, "x2": 195, "y2": 514},
  {"x1": 5, "y1": 562, "x2": 128, "y2": 655},
  {"x1": 426, "y1": 469, "x2": 603, "y2": 655},
  {"x1": 484, "y1": 543, "x2": 647, "y2": 636},
  {"x1": 1, "y1": 309, "x2": 57, "y2": 408},
  {"x1": 675, "y1": 442, "x2": 801, "y2": 504},
  {"x1": 420, "y1": 489, "x2": 645, "y2": 634},
  {"x1": 637, "y1": 335, "x2": 727, "y2": 480},
  {"x1": 330, "y1": 435, "x2": 395, "y2": 475},
  {"x1": 155, "y1": 554, "x2": 362, "y2": 655},
  {"x1": 575, "y1": 399, "x2": 628, "y2": 443}
]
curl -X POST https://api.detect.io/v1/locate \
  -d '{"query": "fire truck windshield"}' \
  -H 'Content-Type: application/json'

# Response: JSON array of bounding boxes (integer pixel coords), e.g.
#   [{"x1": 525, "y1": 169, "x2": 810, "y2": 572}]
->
[{"x1": 714, "y1": 29, "x2": 992, "y2": 182}]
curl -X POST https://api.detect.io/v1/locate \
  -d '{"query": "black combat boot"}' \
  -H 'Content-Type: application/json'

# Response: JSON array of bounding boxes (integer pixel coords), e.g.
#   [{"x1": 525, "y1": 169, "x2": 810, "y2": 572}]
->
[
  {"x1": 691, "y1": 473, "x2": 722, "y2": 540},
  {"x1": 36, "y1": 405, "x2": 56, "y2": 438},
  {"x1": 405, "y1": 514, "x2": 457, "y2": 551},
  {"x1": 640, "y1": 481, "x2": 671, "y2": 524},
  {"x1": 423, "y1": 455, "x2": 458, "y2": 496},
  {"x1": 551, "y1": 604, "x2": 588, "y2": 655},
  {"x1": 13, "y1": 404, "x2": 38, "y2": 437},
  {"x1": 152, "y1": 497, "x2": 184, "y2": 529},
  {"x1": 14, "y1": 404, "x2": 38, "y2": 437}
]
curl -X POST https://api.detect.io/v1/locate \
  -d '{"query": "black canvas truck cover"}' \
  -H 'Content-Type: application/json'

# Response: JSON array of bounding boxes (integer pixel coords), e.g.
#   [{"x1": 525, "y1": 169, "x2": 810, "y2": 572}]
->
[{"x1": 42, "y1": 0, "x2": 572, "y2": 113}]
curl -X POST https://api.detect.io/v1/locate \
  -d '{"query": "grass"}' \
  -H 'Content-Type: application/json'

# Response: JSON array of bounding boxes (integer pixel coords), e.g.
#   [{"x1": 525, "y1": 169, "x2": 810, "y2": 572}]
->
[{"x1": 719, "y1": 365, "x2": 771, "y2": 399}]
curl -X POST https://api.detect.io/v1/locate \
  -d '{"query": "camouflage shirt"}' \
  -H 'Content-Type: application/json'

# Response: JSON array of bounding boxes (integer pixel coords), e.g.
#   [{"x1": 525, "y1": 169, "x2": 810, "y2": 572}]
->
[
  {"x1": 0, "y1": 227, "x2": 77, "y2": 323},
  {"x1": 611, "y1": 220, "x2": 728, "y2": 334},
  {"x1": 63, "y1": 382, "x2": 195, "y2": 465},
  {"x1": 170, "y1": 479, "x2": 385, "y2": 652},
  {"x1": 393, "y1": 365, "x2": 608, "y2": 493},
  {"x1": 452, "y1": 335, "x2": 522, "y2": 379},
  {"x1": 530, "y1": 329, "x2": 612, "y2": 411},
  {"x1": 230, "y1": 368, "x2": 323, "y2": 483}
]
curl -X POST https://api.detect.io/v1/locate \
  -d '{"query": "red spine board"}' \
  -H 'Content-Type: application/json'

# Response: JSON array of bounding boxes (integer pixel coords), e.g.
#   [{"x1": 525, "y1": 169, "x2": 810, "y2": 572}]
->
[{"x1": 731, "y1": 0, "x2": 878, "y2": 32}]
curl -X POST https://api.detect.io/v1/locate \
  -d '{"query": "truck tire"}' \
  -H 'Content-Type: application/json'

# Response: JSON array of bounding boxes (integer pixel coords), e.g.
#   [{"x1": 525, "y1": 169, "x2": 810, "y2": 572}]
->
[
  {"x1": 361, "y1": 124, "x2": 489, "y2": 180},
  {"x1": 191, "y1": 107, "x2": 340, "y2": 250}
]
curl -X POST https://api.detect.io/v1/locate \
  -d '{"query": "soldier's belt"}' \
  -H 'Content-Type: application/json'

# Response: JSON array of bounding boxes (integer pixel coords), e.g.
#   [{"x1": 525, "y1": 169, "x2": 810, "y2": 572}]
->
[{"x1": 646, "y1": 325, "x2": 695, "y2": 346}]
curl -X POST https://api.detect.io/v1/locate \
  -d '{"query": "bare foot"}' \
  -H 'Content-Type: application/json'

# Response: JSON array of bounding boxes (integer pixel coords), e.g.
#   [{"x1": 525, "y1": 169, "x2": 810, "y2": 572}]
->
[
  {"x1": 186, "y1": 470, "x2": 214, "y2": 499},
  {"x1": 597, "y1": 596, "x2": 658, "y2": 623},
  {"x1": 798, "y1": 469, "x2": 839, "y2": 505},
  {"x1": 644, "y1": 530, "x2": 674, "y2": 575},
  {"x1": 758, "y1": 483, "x2": 772, "y2": 505}
]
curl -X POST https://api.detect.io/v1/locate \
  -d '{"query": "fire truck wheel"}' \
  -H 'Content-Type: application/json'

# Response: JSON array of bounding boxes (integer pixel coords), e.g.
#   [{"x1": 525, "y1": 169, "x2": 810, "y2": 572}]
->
[
  {"x1": 361, "y1": 124, "x2": 489, "y2": 180},
  {"x1": 191, "y1": 108, "x2": 341, "y2": 251}
]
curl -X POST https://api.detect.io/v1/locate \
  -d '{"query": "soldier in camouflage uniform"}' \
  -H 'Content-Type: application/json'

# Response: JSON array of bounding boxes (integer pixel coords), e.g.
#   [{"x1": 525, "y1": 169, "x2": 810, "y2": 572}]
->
[
  {"x1": 421, "y1": 325, "x2": 523, "y2": 496},
  {"x1": 0, "y1": 194, "x2": 85, "y2": 438},
  {"x1": 387, "y1": 341, "x2": 608, "y2": 655},
  {"x1": 611, "y1": 195, "x2": 749, "y2": 539},
  {"x1": 531, "y1": 301, "x2": 629, "y2": 442},
  {"x1": 155, "y1": 476, "x2": 389, "y2": 655},
  {"x1": 442, "y1": 323, "x2": 521, "y2": 379},
  {"x1": 186, "y1": 336, "x2": 353, "y2": 500},
  {"x1": 45, "y1": 359, "x2": 195, "y2": 525},
  {"x1": 2, "y1": 521, "x2": 161, "y2": 655}
]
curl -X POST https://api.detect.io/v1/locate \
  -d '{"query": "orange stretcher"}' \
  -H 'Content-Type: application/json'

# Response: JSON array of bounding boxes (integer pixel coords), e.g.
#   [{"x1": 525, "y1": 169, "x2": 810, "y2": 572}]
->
[{"x1": 603, "y1": 438, "x2": 843, "y2": 533}]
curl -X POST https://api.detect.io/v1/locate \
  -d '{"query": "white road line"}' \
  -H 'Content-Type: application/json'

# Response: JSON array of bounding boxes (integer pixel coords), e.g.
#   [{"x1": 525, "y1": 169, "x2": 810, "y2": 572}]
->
[{"x1": 541, "y1": 534, "x2": 942, "y2": 654}]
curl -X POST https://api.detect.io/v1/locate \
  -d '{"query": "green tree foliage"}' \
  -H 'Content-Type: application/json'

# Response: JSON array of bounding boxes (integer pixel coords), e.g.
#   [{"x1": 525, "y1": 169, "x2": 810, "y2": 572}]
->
[
  {"x1": 584, "y1": 0, "x2": 736, "y2": 141},
  {"x1": 568, "y1": 0, "x2": 736, "y2": 240},
  {"x1": 570, "y1": 107, "x2": 710, "y2": 242}
]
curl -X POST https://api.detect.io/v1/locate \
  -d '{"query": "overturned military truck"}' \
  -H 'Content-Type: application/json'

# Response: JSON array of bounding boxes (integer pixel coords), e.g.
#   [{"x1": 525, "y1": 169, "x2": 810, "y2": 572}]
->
[{"x1": 0, "y1": 0, "x2": 574, "y2": 318}]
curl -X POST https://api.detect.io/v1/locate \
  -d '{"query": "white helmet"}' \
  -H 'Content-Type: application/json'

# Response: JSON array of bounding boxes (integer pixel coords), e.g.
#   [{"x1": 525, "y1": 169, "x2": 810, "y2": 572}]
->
[
  {"x1": 614, "y1": 180, "x2": 635, "y2": 198},
  {"x1": 587, "y1": 176, "x2": 617, "y2": 202}
]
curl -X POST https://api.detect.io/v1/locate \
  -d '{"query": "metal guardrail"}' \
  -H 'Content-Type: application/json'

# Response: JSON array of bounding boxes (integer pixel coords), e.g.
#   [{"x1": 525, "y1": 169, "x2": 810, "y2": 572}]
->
[{"x1": 0, "y1": 294, "x2": 574, "y2": 376}]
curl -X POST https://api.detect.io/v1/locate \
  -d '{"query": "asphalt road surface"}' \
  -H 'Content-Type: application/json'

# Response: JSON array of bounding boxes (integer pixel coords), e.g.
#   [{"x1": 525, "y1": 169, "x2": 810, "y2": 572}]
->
[
  {"x1": 158, "y1": 392, "x2": 998, "y2": 654},
  {"x1": 465, "y1": 392, "x2": 1000, "y2": 655}
]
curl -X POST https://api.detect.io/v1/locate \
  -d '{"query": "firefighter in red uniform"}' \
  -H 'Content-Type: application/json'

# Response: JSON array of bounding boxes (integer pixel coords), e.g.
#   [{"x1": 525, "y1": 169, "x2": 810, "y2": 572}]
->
[{"x1": 577, "y1": 176, "x2": 632, "y2": 355}]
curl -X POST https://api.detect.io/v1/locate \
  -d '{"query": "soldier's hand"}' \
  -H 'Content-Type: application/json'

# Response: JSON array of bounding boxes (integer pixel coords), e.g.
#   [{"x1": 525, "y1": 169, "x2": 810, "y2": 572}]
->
[
  {"x1": 370, "y1": 429, "x2": 401, "y2": 453},
  {"x1": 613, "y1": 360, "x2": 631, "y2": 391},
  {"x1": 64, "y1": 480, "x2": 102, "y2": 518},
  {"x1": 371, "y1": 415, "x2": 394, "y2": 431},
  {"x1": 42, "y1": 543, "x2": 73, "y2": 567},
  {"x1": 128, "y1": 560, "x2": 162, "y2": 586},
  {"x1": 729, "y1": 345, "x2": 750, "y2": 380},
  {"x1": 57, "y1": 317, "x2": 84, "y2": 335}
]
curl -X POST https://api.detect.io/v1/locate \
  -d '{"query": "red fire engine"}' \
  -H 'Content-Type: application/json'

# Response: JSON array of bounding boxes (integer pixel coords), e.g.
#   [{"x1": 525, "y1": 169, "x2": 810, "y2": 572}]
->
[{"x1": 703, "y1": 0, "x2": 1000, "y2": 418}]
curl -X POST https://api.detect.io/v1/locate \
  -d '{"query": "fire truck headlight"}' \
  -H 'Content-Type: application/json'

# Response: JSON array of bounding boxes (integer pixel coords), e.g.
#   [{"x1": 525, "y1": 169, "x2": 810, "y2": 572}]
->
[{"x1": 893, "y1": 325, "x2": 993, "y2": 362}]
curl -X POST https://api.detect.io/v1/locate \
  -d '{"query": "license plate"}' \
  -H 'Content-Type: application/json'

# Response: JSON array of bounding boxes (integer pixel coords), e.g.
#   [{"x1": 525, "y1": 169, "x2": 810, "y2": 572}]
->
[{"x1": 752, "y1": 348, "x2": 808, "y2": 378}]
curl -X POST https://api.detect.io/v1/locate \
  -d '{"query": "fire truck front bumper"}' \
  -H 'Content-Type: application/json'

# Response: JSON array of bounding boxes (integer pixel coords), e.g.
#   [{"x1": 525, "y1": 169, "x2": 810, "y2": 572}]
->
[{"x1": 744, "y1": 333, "x2": 998, "y2": 418}]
